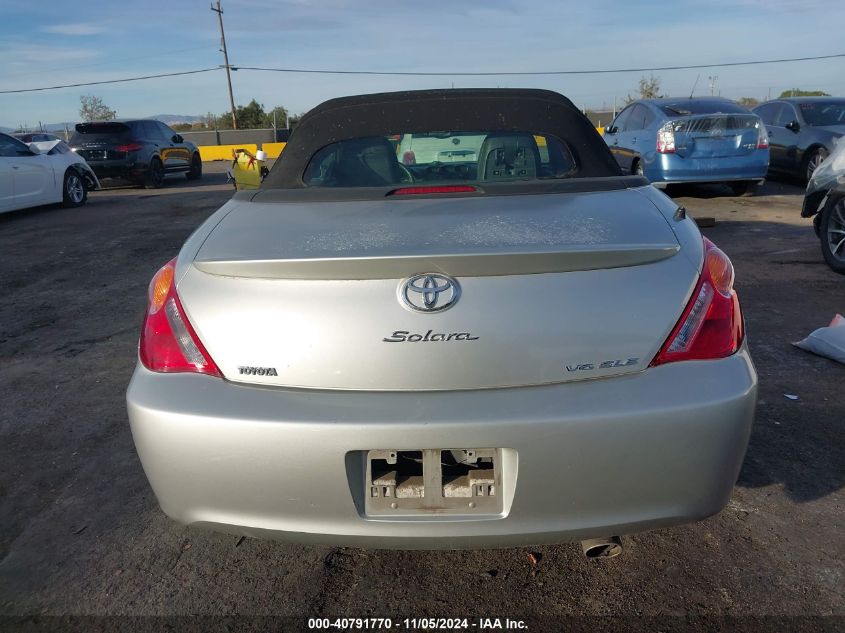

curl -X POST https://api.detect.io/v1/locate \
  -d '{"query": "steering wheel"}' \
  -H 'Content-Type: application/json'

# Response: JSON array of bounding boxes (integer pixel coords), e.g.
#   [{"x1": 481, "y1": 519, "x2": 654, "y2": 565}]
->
[{"x1": 396, "y1": 162, "x2": 415, "y2": 184}]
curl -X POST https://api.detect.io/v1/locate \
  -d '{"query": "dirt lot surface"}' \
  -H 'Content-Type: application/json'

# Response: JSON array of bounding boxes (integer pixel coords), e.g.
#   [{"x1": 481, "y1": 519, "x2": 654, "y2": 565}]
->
[{"x1": 1, "y1": 164, "x2": 842, "y2": 631}]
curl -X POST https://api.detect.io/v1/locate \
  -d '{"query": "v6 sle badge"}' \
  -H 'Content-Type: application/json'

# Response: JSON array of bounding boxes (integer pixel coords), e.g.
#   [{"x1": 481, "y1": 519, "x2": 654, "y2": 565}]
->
[{"x1": 566, "y1": 358, "x2": 639, "y2": 372}]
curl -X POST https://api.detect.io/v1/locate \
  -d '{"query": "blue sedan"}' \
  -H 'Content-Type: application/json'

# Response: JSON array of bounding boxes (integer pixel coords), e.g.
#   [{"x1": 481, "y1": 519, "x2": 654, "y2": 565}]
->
[{"x1": 603, "y1": 97, "x2": 770, "y2": 196}]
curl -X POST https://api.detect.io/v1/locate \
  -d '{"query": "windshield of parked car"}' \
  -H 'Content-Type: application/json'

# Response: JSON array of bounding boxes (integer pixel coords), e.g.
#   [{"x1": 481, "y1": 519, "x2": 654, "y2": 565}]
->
[
  {"x1": 659, "y1": 100, "x2": 749, "y2": 116},
  {"x1": 799, "y1": 101, "x2": 845, "y2": 126},
  {"x1": 302, "y1": 131, "x2": 576, "y2": 188}
]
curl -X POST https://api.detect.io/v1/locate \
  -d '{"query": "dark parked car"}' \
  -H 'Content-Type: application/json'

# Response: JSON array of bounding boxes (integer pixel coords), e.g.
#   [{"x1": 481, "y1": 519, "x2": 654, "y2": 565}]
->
[
  {"x1": 14, "y1": 132, "x2": 62, "y2": 143},
  {"x1": 753, "y1": 97, "x2": 845, "y2": 182},
  {"x1": 69, "y1": 119, "x2": 202, "y2": 188},
  {"x1": 802, "y1": 139, "x2": 845, "y2": 274},
  {"x1": 603, "y1": 97, "x2": 769, "y2": 196}
]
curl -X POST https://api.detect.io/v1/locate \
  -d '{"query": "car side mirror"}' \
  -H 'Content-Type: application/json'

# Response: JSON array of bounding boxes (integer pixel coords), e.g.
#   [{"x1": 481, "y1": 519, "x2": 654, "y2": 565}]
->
[
  {"x1": 172, "y1": 134, "x2": 183, "y2": 143},
  {"x1": 786, "y1": 120, "x2": 800, "y2": 132},
  {"x1": 605, "y1": 125, "x2": 617, "y2": 135},
  {"x1": 27, "y1": 143, "x2": 41, "y2": 155}
]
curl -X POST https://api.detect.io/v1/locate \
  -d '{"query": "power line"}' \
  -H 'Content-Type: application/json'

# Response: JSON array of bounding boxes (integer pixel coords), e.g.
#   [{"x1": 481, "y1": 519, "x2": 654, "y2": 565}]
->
[
  {"x1": 0, "y1": 68, "x2": 220, "y2": 94},
  {"x1": 233, "y1": 52, "x2": 845, "y2": 76},
  {"x1": 1, "y1": 52, "x2": 843, "y2": 95}
]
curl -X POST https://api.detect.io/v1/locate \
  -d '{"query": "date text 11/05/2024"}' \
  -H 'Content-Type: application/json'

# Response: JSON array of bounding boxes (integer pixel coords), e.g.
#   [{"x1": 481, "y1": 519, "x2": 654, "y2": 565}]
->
[{"x1": 307, "y1": 617, "x2": 528, "y2": 630}]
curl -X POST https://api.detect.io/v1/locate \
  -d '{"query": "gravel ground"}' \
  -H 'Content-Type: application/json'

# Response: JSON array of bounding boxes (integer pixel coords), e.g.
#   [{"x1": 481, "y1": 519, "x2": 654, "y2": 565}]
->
[{"x1": 0, "y1": 164, "x2": 842, "y2": 632}]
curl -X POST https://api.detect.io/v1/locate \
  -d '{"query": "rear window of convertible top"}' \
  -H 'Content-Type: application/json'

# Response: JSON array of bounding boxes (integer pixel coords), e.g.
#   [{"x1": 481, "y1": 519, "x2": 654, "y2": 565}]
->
[{"x1": 301, "y1": 131, "x2": 577, "y2": 188}]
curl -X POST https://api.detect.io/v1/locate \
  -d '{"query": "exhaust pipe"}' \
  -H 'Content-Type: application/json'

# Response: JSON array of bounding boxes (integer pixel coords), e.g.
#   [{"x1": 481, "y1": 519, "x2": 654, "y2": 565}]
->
[{"x1": 581, "y1": 536, "x2": 623, "y2": 559}]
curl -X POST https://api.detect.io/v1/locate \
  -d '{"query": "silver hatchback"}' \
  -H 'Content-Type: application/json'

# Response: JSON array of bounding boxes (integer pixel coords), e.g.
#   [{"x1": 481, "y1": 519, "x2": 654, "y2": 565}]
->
[{"x1": 126, "y1": 89, "x2": 756, "y2": 553}]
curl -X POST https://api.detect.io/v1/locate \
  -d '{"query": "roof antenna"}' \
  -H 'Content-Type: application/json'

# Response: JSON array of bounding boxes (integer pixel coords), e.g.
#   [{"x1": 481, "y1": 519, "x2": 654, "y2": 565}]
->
[{"x1": 689, "y1": 74, "x2": 700, "y2": 99}]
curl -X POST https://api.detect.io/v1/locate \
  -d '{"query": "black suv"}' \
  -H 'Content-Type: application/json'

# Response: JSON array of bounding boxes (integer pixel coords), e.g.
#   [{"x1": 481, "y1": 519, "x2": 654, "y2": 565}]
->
[{"x1": 69, "y1": 119, "x2": 201, "y2": 188}]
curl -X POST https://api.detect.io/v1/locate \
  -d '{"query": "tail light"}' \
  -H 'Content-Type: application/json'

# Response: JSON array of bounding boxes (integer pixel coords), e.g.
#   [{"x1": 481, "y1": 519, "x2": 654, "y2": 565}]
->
[
  {"x1": 138, "y1": 258, "x2": 221, "y2": 376},
  {"x1": 656, "y1": 123, "x2": 676, "y2": 154},
  {"x1": 651, "y1": 238, "x2": 744, "y2": 365},
  {"x1": 756, "y1": 123, "x2": 769, "y2": 149},
  {"x1": 115, "y1": 142, "x2": 143, "y2": 152}
]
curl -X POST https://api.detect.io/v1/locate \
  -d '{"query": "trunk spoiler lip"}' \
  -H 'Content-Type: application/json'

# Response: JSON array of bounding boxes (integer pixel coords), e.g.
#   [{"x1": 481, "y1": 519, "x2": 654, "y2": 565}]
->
[
  {"x1": 239, "y1": 176, "x2": 649, "y2": 204},
  {"x1": 192, "y1": 243, "x2": 680, "y2": 280}
]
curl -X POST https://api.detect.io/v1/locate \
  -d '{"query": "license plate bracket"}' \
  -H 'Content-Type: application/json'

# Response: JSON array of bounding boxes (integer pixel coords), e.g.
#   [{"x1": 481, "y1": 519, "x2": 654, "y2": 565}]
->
[{"x1": 364, "y1": 448, "x2": 503, "y2": 517}]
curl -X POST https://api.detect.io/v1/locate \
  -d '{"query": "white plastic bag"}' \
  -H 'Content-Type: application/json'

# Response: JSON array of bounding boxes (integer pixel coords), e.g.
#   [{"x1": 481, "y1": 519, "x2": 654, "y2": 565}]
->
[{"x1": 793, "y1": 314, "x2": 845, "y2": 365}]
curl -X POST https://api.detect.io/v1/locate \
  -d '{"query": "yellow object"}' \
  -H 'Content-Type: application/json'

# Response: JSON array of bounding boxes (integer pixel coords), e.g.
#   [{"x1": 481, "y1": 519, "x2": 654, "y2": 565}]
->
[
  {"x1": 198, "y1": 144, "x2": 258, "y2": 162},
  {"x1": 231, "y1": 149, "x2": 267, "y2": 191},
  {"x1": 596, "y1": 126, "x2": 605, "y2": 135},
  {"x1": 261, "y1": 142, "x2": 287, "y2": 158}
]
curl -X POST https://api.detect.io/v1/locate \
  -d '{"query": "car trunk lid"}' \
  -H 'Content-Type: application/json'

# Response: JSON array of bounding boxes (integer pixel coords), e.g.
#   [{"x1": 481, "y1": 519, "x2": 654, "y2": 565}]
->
[
  {"x1": 178, "y1": 189, "x2": 698, "y2": 390},
  {"x1": 668, "y1": 114, "x2": 762, "y2": 159}
]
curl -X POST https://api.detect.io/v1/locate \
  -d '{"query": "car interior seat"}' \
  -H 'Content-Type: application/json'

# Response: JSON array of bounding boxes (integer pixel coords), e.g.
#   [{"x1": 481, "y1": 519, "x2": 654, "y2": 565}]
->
[
  {"x1": 332, "y1": 137, "x2": 403, "y2": 187},
  {"x1": 477, "y1": 133, "x2": 542, "y2": 181}
]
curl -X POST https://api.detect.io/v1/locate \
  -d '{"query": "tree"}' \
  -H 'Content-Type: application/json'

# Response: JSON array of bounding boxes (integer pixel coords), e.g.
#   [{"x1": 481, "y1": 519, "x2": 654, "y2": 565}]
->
[
  {"x1": 264, "y1": 105, "x2": 289, "y2": 129},
  {"x1": 211, "y1": 100, "x2": 290, "y2": 129},
  {"x1": 778, "y1": 89, "x2": 830, "y2": 98},
  {"x1": 213, "y1": 100, "x2": 264, "y2": 129},
  {"x1": 172, "y1": 122, "x2": 194, "y2": 132},
  {"x1": 233, "y1": 99, "x2": 267, "y2": 129},
  {"x1": 201, "y1": 112, "x2": 217, "y2": 129},
  {"x1": 624, "y1": 74, "x2": 662, "y2": 104},
  {"x1": 737, "y1": 97, "x2": 760, "y2": 109},
  {"x1": 79, "y1": 94, "x2": 116, "y2": 122},
  {"x1": 215, "y1": 112, "x2": 235, "y2": 130}
]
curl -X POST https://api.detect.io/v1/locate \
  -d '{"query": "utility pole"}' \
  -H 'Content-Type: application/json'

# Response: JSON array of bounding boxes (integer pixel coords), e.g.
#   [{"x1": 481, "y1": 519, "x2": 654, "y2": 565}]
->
[
  {"x1": 708, "y1": 75, "x2": 718, "y2": 96},
  {"x1": 211, "y1": 0, "x2": 237, "y2": 129}
]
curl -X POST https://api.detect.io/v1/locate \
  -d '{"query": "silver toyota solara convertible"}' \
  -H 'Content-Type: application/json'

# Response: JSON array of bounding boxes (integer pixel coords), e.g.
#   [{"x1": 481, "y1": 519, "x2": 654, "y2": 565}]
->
[{"x1": 127, "y1": 89, "x2": 757, "y2": 555}]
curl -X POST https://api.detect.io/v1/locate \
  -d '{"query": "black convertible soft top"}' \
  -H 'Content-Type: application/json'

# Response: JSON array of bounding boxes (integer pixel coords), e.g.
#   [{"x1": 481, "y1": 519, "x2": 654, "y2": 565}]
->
[{"x1": 262, "y1": 88, "x2": 621, "y2": 189}]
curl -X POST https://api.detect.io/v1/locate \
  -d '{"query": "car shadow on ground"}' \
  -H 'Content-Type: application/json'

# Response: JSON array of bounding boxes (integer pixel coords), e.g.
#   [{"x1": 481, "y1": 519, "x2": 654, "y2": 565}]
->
[
  {"x1": 666, "y1": 178, "x2": 806, "y2": 200},
  {"x1": 94, "y1": 169, "x2": 232, "y2": 192}
]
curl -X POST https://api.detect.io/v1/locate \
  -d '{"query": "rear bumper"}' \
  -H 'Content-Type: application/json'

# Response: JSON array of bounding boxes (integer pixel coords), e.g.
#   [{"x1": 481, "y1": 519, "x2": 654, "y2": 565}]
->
[
  {"x1": 644, "y1": 151, "x2": 769, "y2": 185},
  {"x1": 84, "y1": 159, "x2": 146, "y2": 180},
  {"x1": 126, "y1": 346, "x2": 757, "y2": 549}
]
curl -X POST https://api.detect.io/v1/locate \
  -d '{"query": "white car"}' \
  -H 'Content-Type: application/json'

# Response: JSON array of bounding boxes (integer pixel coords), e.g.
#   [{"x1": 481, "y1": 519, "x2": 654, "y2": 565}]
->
[
  {"x1": 397, "y1": 132, "x2": 488, "y2": 165},
  {"x1": 0, "y1": 132, "x2": 99, "y2": 214}
]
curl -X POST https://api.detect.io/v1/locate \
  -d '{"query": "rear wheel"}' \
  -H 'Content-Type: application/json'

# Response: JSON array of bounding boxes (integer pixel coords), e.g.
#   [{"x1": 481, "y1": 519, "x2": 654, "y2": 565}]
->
[
  {"x1": 62, "y1": 170, "x2": 87, "y2": 207},
  {"x1": 729, "y1": 181, "x2": 756, "y2": 197},
  {"x1": 805, "y1": 147, "x2": 828, "y2": 183},
  {"x1": 820, "y1": 197, "x2": 845, "y2": 275},
  {"x1": 144, "y1": 158, "x2": 165, "y2": 189},
  {"x1": 186, "y1": 153, "x2": 203, "y2": 180}
]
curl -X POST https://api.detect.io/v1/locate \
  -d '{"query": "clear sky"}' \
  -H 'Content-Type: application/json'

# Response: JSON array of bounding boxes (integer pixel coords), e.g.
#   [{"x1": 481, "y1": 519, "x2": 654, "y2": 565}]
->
[{"x1": 1, "y1": 0, "x2": 843, "y2": 128}]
